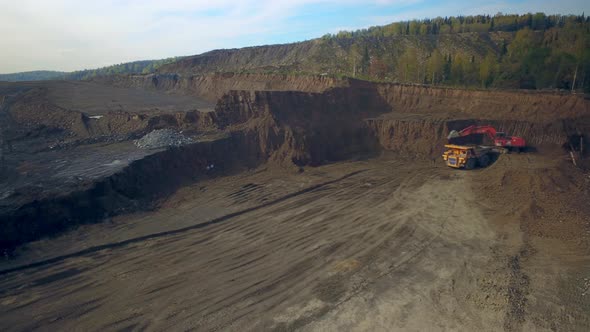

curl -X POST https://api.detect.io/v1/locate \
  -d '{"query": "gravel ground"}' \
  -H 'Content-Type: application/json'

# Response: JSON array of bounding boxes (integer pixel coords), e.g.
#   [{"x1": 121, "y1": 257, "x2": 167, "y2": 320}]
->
[{"x1": 135, "y1": 129, "x2": 194, "y2": 149}]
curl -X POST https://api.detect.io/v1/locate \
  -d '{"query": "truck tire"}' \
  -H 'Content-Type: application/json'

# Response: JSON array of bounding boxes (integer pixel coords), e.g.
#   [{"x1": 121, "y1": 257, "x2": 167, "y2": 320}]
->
[
  {"x1": 478, "y1": 154, "x2": 490, "y2": 167},
  {"x1": 465, "y1": 158, "x2": 477, "y2": 170}
]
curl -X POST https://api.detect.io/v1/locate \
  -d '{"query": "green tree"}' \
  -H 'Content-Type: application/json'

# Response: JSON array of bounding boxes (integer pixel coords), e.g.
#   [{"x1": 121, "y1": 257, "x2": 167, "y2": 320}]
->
[
  {"x1": 508, "y1": 27, "x2": 536, "y2": 60},
  {"x1": 427, "y1": 50, "x2": 444, "y2": 84},
  {"x1": 451, "y1": 54, "x2": 465, "y2": 84},
  {"x1": 409, "y1": 21, "x2": 420, "y2": 35},
  {"x1": 397, "y1": 48, "x2": 419, "y2": 82},
  {"x1": 361, "y1": 45, "x2": 371, "y2": 75},
  {"x1": 479, "y1": 53, "x2": 497, "y2": 87}
]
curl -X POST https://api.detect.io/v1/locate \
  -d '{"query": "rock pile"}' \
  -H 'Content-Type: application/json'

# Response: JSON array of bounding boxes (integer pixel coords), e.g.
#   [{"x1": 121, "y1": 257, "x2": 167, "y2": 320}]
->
[{"x1": 135, "y1": 129, "x2": 194, "y2": 149}]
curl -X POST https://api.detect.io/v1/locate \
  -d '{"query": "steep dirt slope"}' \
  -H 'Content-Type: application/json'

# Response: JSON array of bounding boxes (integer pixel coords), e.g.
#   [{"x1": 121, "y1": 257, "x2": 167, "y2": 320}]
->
[
  {"x1": 101, "y1": 74, "x2": 589, "y2": 151},
  {"x1": 155, "y1": 33, "x2": 508, "y2": 80},
  {"x1": 0, "y1": 81, "x2": 216, "y2": 144},
  {"x1": 97, "y1": 72, "x2": 347, "y2": 103},
  {"x1": 214, "y1": 88, "x2": 387, "y2": 166},
  {"x1": 1, "y1": 72, "x2": 590, "y2": 331},
  {"x1": 103, "y1": 73, "x2": 590, "y2": 157},
  {"x1": 2, "y1": 77, "x2": 589, "y2": 252},
  {"x1": 213, "y1": 81, "x2": 590, "y2": 159}
]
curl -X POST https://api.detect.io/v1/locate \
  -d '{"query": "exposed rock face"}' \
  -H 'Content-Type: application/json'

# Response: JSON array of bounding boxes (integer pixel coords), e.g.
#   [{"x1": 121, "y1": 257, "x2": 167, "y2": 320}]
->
[
  {"x1": 214, "y1": 81, "x2": 590, "y2": 160},
  {"x1": 215, "y1": 87, "x2": 388, "y2": 166},
  {"x1": 0, "y1": 132, "x2": 264, "y2": 251},
  {"x1": 7, "y1": 76, "x2": 590, "y2": 159},
  {"x1": 97, "y1": 73, "x2": 347, "y2": 102},
  {"x1": 2, "y1": 76, "x2": 589, "y2": 251},
  {"x1": 5, "y1": 87, "x2": 217, "y2": 143},
  {"x1": 372, "y1": 83, "x2": 588, "y2": 122}
]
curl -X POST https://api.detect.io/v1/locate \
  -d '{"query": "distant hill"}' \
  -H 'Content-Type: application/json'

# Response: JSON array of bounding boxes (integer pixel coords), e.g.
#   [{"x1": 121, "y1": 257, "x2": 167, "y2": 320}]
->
[
  {"x1": 159, "y1": 13, "x2": 590, "y2": 91},
  {"x1": 3, "y1": 13, "x2": 589, "y2": 91},
  {"x1": 0, "y1": 57, "x2": 183, "y2": 82},
  {"x1": 0, "y1": 71, "x2": 66, "y2": 81}
]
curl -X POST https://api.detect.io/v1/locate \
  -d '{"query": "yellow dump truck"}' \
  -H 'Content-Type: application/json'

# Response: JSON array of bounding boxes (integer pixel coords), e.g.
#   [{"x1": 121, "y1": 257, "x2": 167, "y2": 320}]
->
[{"x1": 442, "y1": 144, "x2": 493, "y2": 169}]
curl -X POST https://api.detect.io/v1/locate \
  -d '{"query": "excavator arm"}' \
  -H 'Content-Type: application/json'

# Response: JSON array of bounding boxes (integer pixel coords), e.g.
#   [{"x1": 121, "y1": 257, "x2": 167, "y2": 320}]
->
[
  {"x1": 448, "y1": 125, "x2": 526, "y2": 149},
  {"x1": 448, "y1": 125, "x2": 497, "y2": 140}
]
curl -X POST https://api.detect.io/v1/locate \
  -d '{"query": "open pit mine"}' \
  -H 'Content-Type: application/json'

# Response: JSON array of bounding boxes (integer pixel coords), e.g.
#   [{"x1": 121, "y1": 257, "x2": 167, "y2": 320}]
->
[{"x1": 1, "y1": 74, "x2": 589, "y2": 331}]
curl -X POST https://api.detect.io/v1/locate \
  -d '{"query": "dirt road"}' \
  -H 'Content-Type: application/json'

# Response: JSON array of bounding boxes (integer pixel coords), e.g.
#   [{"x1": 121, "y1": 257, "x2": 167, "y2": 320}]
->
[{"x1": 4, "y1": 155, "x2": 584, "y2": 331}]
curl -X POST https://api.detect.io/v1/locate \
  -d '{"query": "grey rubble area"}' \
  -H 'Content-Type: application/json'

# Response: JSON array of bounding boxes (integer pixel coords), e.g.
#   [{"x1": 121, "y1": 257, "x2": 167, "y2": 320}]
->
[{"x1": 135, "y1": 129, "x2": 194, "y2": 149}]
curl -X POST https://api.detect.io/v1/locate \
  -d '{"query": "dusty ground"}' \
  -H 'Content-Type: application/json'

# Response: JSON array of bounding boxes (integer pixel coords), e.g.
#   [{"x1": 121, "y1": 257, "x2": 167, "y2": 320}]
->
[
  {"x1": 0, "y1": 80, "x2": 220, "y2": 249},
  {"x1": 1, "y1": 152, "x2": 588, "y2": 331},
  {"x1": 0, "y1": 81, "x2": 214, "y2": 114},
  {"x1": 1, "y1": 78, "x2": 589, "y2": 331}
]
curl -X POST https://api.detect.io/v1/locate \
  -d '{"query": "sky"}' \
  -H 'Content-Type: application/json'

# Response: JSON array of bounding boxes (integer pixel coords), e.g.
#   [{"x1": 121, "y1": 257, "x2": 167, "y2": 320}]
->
[{"x1": 0, "y1": 0, "x2": 588, "y2": 73}]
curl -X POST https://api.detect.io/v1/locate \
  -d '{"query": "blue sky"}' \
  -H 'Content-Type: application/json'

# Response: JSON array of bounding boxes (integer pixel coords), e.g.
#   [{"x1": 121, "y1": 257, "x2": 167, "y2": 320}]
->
[{"x1": 0, "y1": 0, "x2": 588, "y2": 73}]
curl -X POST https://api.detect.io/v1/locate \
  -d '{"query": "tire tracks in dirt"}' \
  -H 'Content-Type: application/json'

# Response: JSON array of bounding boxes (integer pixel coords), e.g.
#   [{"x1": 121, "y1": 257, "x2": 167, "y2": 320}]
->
[{"x1": 0, "y1": 169, "x2": 367, "y2": 277}]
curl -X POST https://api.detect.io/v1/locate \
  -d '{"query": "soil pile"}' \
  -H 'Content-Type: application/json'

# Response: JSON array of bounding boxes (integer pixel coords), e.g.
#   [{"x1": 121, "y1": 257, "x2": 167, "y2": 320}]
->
[{"x1": 476, "y1": 154, "x2": 590, "y2": 244}]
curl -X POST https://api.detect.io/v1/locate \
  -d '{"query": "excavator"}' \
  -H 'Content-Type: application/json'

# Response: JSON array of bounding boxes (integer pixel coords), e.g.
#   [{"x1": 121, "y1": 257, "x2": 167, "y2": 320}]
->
[
  {"x1": 442, "y1": 125, "x2": 526, "y2": 169},
  {"x1": 447, "y1": 125, "x2": 526, "y2": 151}
]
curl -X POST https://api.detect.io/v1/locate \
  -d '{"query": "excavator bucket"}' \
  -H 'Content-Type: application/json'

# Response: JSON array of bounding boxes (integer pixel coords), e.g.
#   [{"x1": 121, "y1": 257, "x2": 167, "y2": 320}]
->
[{"x1": 447, "y1": 130, "x2": 460, "y2": 139}]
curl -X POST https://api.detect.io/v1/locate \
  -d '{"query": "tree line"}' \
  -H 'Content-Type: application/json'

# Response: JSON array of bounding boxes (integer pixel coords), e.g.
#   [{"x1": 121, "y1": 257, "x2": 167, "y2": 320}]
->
[
  {"x1": 0, "y1": 57, "x2": 182, "y2": 82},
  {"x1": 64, "y1": 57, "x2": 183, "y2": 80},
  {"x1": 319, "y1": 13, "x2": 590, "y2": 91}
]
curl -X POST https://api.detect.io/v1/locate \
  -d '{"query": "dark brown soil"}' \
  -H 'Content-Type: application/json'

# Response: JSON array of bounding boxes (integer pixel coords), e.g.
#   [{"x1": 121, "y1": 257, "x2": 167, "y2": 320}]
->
[{"x1": 0, "y1": 75, "x2": 589, "y2": 331}]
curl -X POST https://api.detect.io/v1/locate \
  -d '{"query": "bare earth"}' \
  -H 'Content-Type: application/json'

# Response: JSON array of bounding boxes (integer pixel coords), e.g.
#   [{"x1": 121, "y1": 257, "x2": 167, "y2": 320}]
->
[{"x1": 1, "y1": 153, "x2": 588, "y2": 331}]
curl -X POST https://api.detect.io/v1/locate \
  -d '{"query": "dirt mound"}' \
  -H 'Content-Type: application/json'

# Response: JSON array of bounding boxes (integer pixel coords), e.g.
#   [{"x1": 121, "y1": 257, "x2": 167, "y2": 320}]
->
[{"x1": 476, "y1": 154, "x2": 590, "y2": 244}]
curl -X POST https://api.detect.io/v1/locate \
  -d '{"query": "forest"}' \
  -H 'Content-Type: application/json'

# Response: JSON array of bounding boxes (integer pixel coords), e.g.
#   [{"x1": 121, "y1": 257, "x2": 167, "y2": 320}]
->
[
  {"x1": 2, "y1": 13, "x2": 589, "y2": 92},
  {"x1": 0, "y1": 58, "x2": 182, "y2": 82},
  {"x1": 320, "y1": 13, "x2": 590, "y2": 91}
]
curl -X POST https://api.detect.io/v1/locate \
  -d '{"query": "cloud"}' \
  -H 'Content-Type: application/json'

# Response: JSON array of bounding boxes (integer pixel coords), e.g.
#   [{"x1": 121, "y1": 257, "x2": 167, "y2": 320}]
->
[{"x1": 0, "y1": 0, "x2": 586, "y2": 73}]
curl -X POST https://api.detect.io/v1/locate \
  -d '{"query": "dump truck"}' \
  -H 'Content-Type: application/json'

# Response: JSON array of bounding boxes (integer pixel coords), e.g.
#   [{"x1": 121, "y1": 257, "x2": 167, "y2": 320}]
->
[{"x1": 442, "y1": 144, "x2": 496, "y2": 169}]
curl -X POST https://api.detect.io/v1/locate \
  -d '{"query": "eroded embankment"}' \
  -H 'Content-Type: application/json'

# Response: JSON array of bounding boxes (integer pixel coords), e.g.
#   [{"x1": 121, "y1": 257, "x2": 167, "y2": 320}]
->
[
  {"x1": 216, "y1": 83, "x2": 590, "y2": 159},
  {"x1": 352, "y1": 81, "x2": 590, "y2": 156},
  {"x1": 3, "y1": 78, "x2": 589, "y2": 251},
  {"x1": 0, "y1": 132, "x2": 265, "y2": 251},
  {"x1": 99, "y1": 73, "x2": 590, "y2": 155},
  {"x1": 97, "y1": 72, "x2": 347, "y2": 103},
  {"x1": 214, "y1": 88, "x2": 387, "y2": 166},
  {"x1": 365, "y1": 116, "x2": 590, "y2": 157},
  {"x1": 5, "y1": 87, "x2": 216, "y2": 142}
]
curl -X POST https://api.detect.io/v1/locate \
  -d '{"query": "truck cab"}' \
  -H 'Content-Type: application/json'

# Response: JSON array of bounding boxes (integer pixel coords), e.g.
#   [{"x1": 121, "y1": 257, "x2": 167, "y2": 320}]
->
[{"x1": 442, "y1": 144, "x2": 491, "y2": 169}]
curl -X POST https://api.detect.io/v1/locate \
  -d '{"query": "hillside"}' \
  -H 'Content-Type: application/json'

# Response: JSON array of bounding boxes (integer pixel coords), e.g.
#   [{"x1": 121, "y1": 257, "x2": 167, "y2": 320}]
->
[
  {"x1": 3, "y1": 13, "x2": 588, "y2": 91},
  {"x1": 0, "y1": 71, "x2": 67, "y2": 82},
  {"x1": 0, "y1": 58, "x2": 182, "y2": 82},
  {"x1": 159, "y1": 13, "x2": 590, "y2": 91}
]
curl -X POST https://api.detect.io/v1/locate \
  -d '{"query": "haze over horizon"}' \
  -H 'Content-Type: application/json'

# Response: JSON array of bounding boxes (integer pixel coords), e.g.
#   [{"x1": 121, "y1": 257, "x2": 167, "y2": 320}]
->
[{"x1": 1, "y1": 0, "x2": 588, "y2": 74}]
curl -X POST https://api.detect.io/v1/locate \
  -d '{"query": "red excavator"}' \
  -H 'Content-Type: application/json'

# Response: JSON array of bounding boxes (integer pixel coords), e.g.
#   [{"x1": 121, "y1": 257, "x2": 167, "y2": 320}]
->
[{"x1": 447, "y1": 125, "x2": 526, "y2": 152}]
